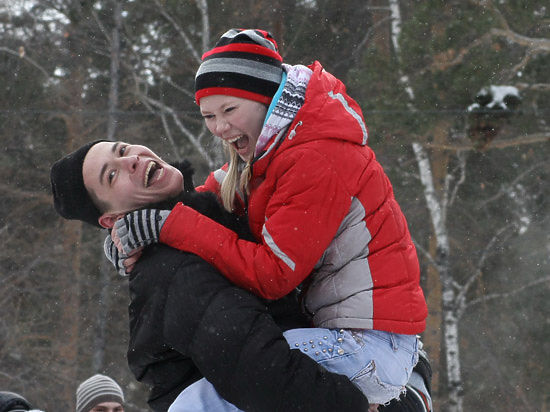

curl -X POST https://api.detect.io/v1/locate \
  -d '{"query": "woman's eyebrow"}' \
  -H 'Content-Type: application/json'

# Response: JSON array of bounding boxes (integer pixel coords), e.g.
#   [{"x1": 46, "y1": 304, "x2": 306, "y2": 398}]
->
[{"x1": 99, "y1": 142, "x2": 120, "y2": 184}]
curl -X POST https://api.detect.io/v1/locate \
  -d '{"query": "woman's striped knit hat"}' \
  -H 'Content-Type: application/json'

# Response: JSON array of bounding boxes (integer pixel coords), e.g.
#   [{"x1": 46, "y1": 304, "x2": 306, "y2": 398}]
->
[{"x1": 195, "y1": 28, "x2": 283, "y2": 105}]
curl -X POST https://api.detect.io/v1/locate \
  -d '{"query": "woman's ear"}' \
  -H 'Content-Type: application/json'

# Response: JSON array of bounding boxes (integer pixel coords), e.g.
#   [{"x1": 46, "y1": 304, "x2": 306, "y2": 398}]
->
[{"x1": 98, "y1": 213, "x2": 123, "y2": 229}]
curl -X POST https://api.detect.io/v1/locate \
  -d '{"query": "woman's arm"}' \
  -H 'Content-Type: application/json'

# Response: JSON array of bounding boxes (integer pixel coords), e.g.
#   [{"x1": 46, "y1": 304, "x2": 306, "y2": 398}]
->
[{"x1": 161, "y1": 149, "x2": 351, "y2": 299}]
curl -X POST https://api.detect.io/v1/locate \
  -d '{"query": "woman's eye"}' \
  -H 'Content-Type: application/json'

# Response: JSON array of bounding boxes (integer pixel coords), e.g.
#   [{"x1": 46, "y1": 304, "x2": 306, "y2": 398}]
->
[
  {"x1": 108, "y1": 170, "x2": 116, "y2": 184},
  {"x1": 225, "y1": 106, "x2": 236, "y2": 113},
  {"x1": 203, "y1": 114, "x2": 214, "y2": 120}
]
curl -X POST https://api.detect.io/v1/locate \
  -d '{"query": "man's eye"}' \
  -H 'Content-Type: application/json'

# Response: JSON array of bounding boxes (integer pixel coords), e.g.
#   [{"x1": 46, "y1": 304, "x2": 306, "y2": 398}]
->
[
  {"x1": 119, "y1": 145, "x2": 127, "y2": 156},
  {"x1": 108, "y1": 170, "x2": 116, "y2": 183}
]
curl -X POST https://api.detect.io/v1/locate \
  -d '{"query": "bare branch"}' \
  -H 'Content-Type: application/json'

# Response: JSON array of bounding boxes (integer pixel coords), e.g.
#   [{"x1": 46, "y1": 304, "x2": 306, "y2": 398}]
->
[
  {"x1": 490, "y1": 28, "x2": 550, "y2": 52},
  {"x1": 422, "y1": 1, "x2": 549, "y2": 76},
  {"x1": 0, "y1": 46, "x2": 51, "y2": 79},
  {"x1": 418, "y1": 132, "x2": 550, "y2": 151},
  {"x1": 90, "y1": 9, "x2": 111, "y2": 44},
  {"x1": 412, "y1": 237, "x2": 438, "y2": 270},
  {"x1": 479, "y1": 0, "x2": 510, "y2": 30},
  {"x1": 448, "y1": 150, "x2": 467, "y2": 207},
  {"x1": 153, "y1": 0, "x2": 202, "y2": 64},
  {"x1": 161, "y1": 112, "x2": 182, "y2": 162},
  {"x1": 353, "y1": 16, "x2": 392, "y2": 59},
  {"x1": 456, "y1": 223, "x2": 516, "y2": 318},
  {"x1": 462, "y1": 276, "x2": 550, "y2": 313},
  {"x1": 161, "y1": 76, "x2": 195, "y2": 99},
  {"x1": 505, "y1": 49, "x2": 547, "y2": 81},
  {"x1": 476, "y1": 160, "x2": 548, "y2": 209},
  {"x1": 515, "y1": 82, "x2": 550, "y2": 92},
  {"x1": 137, "y1": 93, "x2": 215, "y2": 168},
  {"x1": 195, "y1": 0, "x2": 210, "y2": 53}
]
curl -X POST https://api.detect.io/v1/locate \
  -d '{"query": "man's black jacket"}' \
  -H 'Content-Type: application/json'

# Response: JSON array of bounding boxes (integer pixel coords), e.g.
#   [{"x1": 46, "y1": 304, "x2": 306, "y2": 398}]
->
[
  {"x1": 128, "y1": 247, "x2": 369, "y2": 411},
  {"x1": 126, "y1": 185, "x2": 369, "y2": 411}
]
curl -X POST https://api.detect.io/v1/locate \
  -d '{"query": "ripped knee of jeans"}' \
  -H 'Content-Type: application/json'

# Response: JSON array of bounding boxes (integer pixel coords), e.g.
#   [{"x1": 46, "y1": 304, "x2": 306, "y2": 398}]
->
[{"x1": 352, "y1": 360, "x2": 406, "y2": 405}]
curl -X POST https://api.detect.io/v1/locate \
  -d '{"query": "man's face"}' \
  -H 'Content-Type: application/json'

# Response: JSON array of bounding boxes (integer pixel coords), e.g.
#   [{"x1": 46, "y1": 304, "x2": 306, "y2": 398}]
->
[
  {"x1": 83, "y1": 141, "x2": 183, "y2": 225},
  {"x1": 90, "y1": 402, "x2": 124, "y2": 412}
]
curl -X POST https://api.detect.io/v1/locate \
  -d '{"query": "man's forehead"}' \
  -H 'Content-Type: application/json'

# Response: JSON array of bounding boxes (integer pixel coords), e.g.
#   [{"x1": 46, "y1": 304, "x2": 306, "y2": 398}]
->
[{"x1": 82, "y1": 141, "x2": 117, "y2": 183}]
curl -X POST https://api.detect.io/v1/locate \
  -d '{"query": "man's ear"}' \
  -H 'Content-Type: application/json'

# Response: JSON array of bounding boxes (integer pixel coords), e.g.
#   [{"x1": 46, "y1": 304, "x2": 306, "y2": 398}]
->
[{"x1": 98, "y1": 213, "x2": 123, "y2": 229}]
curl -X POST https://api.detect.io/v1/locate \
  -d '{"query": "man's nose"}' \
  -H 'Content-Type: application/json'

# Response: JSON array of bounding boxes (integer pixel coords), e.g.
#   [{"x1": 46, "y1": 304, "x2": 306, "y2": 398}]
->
[{"x1": 118, "y1": 154, "x2": 139, "y2": 172}]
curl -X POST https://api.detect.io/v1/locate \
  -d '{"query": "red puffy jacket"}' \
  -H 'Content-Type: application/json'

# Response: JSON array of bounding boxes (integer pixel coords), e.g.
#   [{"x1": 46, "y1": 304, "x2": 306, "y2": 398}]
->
[{"x1": 161, "y1": 62, "x2": 427, "y2": 334}]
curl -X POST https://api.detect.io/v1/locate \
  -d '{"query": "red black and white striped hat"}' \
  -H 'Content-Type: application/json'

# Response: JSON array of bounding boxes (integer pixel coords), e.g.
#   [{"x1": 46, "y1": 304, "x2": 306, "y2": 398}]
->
[{"x1": 195, "y1": 28, "x2": 283, "y2": 105}]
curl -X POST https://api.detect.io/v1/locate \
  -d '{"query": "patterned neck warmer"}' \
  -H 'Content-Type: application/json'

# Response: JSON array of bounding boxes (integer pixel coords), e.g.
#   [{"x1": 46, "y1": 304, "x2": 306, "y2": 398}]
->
[{"x1": 254, "y1": 63, "x2": 313, "y2": 157}]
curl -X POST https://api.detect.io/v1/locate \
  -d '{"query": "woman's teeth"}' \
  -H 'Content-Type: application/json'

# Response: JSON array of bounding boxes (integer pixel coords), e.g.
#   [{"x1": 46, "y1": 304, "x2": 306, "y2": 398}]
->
[{"x1": 227, "y1": 135, "x2": 242, "y2": 144}]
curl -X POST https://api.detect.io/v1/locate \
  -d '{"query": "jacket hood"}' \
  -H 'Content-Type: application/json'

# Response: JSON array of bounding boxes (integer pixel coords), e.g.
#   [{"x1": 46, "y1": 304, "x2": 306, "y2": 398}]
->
[{"x1": 253, "y1": 61, "x2": 368, "y2": 174}]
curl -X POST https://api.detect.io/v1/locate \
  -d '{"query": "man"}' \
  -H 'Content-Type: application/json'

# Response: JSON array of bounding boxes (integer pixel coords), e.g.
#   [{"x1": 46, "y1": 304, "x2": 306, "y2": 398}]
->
[
  {"x1": 75, "y1": 374, "x2": 124, "y2": 412},
  {"x1": 50, "y1": 140, "x2": 370, "y2": 411}
]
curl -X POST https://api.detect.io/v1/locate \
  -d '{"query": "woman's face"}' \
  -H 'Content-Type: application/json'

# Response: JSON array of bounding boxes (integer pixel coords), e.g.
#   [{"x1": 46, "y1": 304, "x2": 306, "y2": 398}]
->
[{"x1": 200, "y1": 95, "x2": 267, "y2": 162}]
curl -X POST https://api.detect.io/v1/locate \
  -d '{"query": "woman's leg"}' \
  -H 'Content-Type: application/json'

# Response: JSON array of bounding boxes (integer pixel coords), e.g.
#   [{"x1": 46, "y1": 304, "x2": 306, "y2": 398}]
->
[
  {"x1": 283, "y1": 328, "x2": 419, "y2": 405},
  {"x1": 170, "y1": 327, "x2": 417, "y2": 410},
  {"x1": 168, "y1": 379, "x2": 241, "y2": 412}
]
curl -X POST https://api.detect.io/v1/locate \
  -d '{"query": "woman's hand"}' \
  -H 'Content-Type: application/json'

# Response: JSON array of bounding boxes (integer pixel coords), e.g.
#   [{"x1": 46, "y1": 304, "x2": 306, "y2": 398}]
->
[
  {"x1": 121, "y1": 246, "x2": 144, "y2": 274},
  {"x1": 103, "y1": 235, "x2": 128, "y2": 276},
  {"x1": 104, "y1": 233, "x2": 143, "y2": 275},
  {"x1": 114, "y1": 209, "x2": 171, "y2": 255}
]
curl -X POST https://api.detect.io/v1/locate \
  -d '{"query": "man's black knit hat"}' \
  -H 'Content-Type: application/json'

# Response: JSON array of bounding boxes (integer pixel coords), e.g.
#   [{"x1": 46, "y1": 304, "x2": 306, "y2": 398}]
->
[
  {"x1": 0, "y1": 391, "x2": 32, "y2": 412},
  {"x1": 50, "y1": 140, "x2": 105, "y2": 228}
]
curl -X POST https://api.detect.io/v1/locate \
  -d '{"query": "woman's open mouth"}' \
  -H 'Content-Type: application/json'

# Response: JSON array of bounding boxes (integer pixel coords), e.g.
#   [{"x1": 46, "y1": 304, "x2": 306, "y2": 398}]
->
[{"x1": 227, "y1": 135, "x2": 250, "y2": 155}]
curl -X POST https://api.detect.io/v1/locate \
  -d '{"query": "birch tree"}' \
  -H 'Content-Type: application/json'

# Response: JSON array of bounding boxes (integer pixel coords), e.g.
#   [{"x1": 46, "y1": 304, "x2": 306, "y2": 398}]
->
[{"x1": 381, "y1": 1, "x2": 550, "y2": 411}]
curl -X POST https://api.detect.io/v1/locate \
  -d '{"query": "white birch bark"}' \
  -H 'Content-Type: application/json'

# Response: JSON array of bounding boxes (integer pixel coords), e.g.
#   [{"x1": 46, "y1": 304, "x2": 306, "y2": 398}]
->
[
  {"x1": 388, "y1": 0, "x2": 415, "y2": 101},
  {"x1": 412, "y1": 143, "x2": 464, "y2": 412},
  {"x1": 391, "y1": 0, "x2": 464, "y2": 409}
]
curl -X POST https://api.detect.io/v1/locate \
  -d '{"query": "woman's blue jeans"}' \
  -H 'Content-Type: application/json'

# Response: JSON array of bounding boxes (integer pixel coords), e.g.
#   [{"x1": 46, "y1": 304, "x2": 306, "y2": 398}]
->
[{"x1": 168, "y1": 328, "x2": 419, "y2": 411}]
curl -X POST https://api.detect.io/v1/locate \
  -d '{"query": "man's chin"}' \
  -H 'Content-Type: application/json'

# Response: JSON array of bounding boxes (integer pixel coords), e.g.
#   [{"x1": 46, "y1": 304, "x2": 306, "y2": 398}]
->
[{"x1": 139, "y1": 192, "x2": 185, "y2": 211}]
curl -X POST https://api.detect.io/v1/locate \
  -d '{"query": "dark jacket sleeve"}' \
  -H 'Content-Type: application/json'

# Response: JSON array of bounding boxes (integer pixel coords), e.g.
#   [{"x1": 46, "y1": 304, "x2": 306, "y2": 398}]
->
[{"x1": 162, "y1": 249, "x2": 369, "y2": 412}]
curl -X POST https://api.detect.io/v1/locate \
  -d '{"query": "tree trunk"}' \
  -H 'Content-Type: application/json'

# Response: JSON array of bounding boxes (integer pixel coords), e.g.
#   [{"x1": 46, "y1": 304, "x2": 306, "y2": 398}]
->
[
  {"x1": 53, "y1": 67, "x2": 89, "y2": 409},
  {"x1": 58, "y1": 132, "x2": 83, "y2": 409},
  {"x1": 91, "y1": 0, "x2": 122, "y2": 371},
  {"x1": 413, "y1": 136, "x2": 465, "y2": 412},
  {"x1": 425, "y1": 120, "x2": 451, "y2": 405}
]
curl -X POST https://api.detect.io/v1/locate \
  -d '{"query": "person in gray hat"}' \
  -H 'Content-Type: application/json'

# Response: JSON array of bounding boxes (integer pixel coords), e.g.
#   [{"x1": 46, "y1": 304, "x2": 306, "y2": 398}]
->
[{"x1": 75, "y1": 374, "x2": 124, "y2": 412}]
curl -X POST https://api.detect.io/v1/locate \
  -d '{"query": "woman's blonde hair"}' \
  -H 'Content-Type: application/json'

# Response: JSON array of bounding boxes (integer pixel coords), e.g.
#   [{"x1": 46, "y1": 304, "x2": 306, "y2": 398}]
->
[{"x1": 220, "y1": 143, "x2": 252, "y2": 212}]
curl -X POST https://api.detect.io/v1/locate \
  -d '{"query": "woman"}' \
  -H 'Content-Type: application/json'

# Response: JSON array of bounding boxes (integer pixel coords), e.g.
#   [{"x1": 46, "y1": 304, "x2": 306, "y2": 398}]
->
[{"x1": 114, "y1": 28, "x2": 428, "y2": 409}]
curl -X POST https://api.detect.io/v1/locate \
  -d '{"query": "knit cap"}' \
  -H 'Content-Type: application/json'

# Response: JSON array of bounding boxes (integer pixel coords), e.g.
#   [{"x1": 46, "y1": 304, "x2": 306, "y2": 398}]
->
[
  {"x1": 75, "y1": 374, "x2": 124, "y2": 412},
  {"x1": 195, "y1": 28, "x2": 283, "y2": 105},
  {"x1": 0, "y1": 391, "x2": 31, "y2": 412},
  {"x1": 50, "y1": 140, "x2": 105, "y2": 228}
]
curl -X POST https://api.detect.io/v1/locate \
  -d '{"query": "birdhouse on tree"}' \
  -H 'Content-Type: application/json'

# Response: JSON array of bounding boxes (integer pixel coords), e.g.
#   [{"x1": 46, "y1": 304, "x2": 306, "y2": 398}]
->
[{"x1": 467, "y1": 85, "x2": 521, "y2": 150}]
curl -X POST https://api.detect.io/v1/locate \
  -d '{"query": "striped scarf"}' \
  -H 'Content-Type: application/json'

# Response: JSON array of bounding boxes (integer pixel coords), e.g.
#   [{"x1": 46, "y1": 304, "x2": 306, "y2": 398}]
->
[{"x1": 255, "y1": 63, "x2": 313, "y2": 156}]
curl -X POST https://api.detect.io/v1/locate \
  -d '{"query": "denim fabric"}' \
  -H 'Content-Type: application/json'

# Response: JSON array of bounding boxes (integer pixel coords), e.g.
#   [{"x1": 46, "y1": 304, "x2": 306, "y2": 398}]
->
[
  {"x1": 283, "y1": 328, "x2": 418, "y2": 404},
  {"x1": 168, "y1": 379, "x2": 240, "y2": 412},
  {"x1": 168, "y1": 329, "x2": 418, "y2": 411}
]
